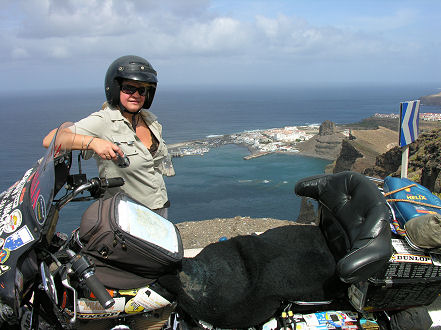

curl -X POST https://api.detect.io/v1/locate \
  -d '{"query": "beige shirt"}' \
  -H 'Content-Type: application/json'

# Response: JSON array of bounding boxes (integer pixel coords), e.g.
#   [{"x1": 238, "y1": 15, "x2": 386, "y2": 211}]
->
[{"x1": 75, "y1": 105, "x2": 170, "y2": 209}]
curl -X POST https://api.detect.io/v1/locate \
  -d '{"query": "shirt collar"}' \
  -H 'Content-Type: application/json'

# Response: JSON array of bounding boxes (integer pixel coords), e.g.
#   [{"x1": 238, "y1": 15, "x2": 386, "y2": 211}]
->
[{"x1": 107, "y1": 104, "x2": 157, "y2": 124}]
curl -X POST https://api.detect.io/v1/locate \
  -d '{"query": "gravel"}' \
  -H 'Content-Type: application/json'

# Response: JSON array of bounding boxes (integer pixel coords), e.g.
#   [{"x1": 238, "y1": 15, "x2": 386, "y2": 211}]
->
[{"x1": 176, "y1": 216, "x2": 299, "y2": 249}]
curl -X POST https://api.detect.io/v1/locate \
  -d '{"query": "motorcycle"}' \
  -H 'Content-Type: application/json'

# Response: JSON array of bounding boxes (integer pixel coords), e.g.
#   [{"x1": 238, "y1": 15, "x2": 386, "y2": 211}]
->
[
  {"x1": 0, "y1": 122, "x2": 182, "y2": 329},
  {"x1": 159, "y1": 171, "x2": 438, "y2": 330},
  {"x1": 0, "y1": 122, "x2": 438, "y2": 330}
]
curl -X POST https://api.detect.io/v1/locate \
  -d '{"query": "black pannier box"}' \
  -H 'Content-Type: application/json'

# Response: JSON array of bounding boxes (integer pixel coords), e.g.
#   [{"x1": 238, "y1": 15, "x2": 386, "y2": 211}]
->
[
  {"x1": 349, "y1": 238, "x2": 441, "y2": 311},
  {"x1": 79, "y1": 193, "x2": 183, "y2": 289}
]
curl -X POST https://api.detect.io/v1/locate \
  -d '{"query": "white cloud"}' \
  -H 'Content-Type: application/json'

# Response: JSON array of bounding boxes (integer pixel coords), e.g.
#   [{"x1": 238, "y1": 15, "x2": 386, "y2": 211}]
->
[{"x1": 0, "y1": 0, "x2": 439, "y2": 88}]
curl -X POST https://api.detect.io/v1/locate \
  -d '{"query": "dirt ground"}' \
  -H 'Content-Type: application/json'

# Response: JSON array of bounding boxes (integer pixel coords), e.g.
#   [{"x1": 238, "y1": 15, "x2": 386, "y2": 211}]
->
[{"x1": 176, "y1": 216, "x2": 299, "y2": 249}]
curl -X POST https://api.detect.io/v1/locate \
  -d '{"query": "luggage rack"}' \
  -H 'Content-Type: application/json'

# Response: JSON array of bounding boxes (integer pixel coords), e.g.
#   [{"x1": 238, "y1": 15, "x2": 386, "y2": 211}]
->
[{"x1": 347, "y1": 175, "x2": 441, "y2": 311}]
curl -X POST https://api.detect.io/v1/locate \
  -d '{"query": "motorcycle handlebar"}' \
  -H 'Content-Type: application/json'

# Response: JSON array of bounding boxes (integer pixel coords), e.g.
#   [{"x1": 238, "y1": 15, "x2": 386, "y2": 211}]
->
[
  {"x1": 83, "y1": 271, "x2": 115, "y2": 310},
  {"x1": 57, "y1": 177, "x2": 125, "y2": 210},
  {"x1": 102, "y1": 177, "x2": 125, "y2": 188},
  {"x1": 68, "y1": 251, "x2": 115, "y2": 310}
]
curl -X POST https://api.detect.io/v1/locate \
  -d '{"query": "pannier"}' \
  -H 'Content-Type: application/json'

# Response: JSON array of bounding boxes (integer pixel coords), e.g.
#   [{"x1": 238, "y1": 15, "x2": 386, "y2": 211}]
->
[{"x1": 79, "y1": 193, "x2": 183, "y2": 289}]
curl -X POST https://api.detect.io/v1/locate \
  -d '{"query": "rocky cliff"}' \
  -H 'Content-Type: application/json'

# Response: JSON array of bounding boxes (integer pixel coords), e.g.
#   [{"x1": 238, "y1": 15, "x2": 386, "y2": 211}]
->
[
  {"x1": 364, "y1": 128, "x2": 441, "y2": 193},
  {"x1": 420, "y1": 91, "x2": 441, "y2": 106},
  {"x1": 296, "y1": 118, "x2": 441, "y2": 194},
  {"x1": 297, "y1": 120, "x2": 345, "y2": 160}
]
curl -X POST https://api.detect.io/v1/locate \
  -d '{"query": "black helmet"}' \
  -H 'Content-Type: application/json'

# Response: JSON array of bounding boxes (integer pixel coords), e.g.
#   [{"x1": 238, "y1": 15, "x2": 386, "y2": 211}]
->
[{"x1": 105, "y1": 55, "x2": 158, "y2": 109}]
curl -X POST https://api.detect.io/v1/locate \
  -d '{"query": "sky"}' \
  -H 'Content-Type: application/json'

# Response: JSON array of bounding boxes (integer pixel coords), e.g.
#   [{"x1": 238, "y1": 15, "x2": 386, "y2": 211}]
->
[{"x1": 1, "y1": 0, "x2": 440, "y2": 92}]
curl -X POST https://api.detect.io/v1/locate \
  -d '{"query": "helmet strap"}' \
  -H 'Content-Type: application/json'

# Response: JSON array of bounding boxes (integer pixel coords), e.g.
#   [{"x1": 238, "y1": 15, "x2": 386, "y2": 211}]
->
[{"x1": 119, "y1": 103, "x2": 142, "y2": 131}]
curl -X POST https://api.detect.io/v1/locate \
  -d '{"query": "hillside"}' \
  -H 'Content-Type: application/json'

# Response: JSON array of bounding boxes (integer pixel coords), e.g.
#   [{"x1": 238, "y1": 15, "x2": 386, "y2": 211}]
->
[{"x1": 333, "y1": 126, "x2": 398, "y2": 174}]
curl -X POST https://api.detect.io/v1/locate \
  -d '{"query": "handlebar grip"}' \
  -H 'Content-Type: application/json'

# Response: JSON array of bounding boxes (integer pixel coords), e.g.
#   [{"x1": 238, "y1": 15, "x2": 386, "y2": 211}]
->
[
  {"x1": 104, "y1": 177, "x2": 125, "y2": 188},
  {"x1": 83, "y1": 272, "x2": 115, "y2": 309}
]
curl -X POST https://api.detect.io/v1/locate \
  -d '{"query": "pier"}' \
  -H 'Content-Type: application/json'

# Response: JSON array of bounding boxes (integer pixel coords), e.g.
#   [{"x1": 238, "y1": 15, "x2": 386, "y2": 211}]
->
[{"x1": 243, "y1": 151, "x2": 273, "y2": 160}]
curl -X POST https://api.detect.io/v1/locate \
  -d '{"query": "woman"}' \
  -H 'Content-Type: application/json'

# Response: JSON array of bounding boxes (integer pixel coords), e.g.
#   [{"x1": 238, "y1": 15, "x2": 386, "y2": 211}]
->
[{"x1": 43, "y1": 55, "x2": 173, "y2": 217}]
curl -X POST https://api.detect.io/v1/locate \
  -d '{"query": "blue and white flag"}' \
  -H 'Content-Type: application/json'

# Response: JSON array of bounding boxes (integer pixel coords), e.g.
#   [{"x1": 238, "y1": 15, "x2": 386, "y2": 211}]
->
[{"x1": 399, "y1": 100, "x2": 420, "y2": 147}]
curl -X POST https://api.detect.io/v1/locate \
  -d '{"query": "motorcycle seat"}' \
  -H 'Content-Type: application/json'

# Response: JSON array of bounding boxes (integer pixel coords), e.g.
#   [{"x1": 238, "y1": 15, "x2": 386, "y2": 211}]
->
[{"x1": 295, "y1": 171, "x2": 393, "y2": 283}]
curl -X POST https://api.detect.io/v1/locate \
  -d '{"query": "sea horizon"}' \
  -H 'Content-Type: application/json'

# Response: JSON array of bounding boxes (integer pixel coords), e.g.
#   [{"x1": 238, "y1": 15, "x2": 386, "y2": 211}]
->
[{"x1": 1, "y1": 83, "x2": 440, "y2": 233}]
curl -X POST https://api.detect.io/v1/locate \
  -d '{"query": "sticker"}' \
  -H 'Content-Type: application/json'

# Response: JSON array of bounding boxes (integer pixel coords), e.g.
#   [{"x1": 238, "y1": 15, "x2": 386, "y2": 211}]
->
[
  {"x1": 0, "y1": 249, "x2": 10, "y2": 264},
  {"x1": 64, "y1": 308, "x2": 122, "y2": 319},
  {"x1": 124, "y1": 297, "x2": 145, "y2": 314},
  {"x1": 77, "y1": 297, "x2": 125, "y2": 314},
  {"x1": 34, "y1": 195, "x2": 46, "y2": 225},
  {"x1": 118, "y1": 288, "x2": 139, "y2": 296},
  {"x1": 18, "y1": 187, "x2": 27, "y2": 206},
  {"x1": 390, "y1": 253, "x2": 432, "y2": 264},
  {"x1": 0, "y1": 202, "x2": 13, "y2": 227},
  {"x1": 133, "y1": 287, "x2": 171, "y2": 311},
  {"x1": 76, "y1": 311, "x2": 121, "y2": 319},
  {"x1": 0, "y1": 265, "x2": 10, "y2": 277},
  {"x1": 0, "y1": 238, "x2": 4, "y2": 248},
  {"x1": 0, "y1": 168, "x2": 33, "y2": 213},
  {"x1": 4, "y1": 226, "x2": 34, "y2": 251},
  {"x1": 406, "y1": 194, "x2": 427, "y2": 201},
  {"x1": 3, "y1": 209, "x2": 22, "y2": 234}
]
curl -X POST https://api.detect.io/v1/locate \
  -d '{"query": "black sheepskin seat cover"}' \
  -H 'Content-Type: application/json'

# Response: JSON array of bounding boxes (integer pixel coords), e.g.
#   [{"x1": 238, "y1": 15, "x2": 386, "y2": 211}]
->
[{"x1": 159, "y1": 225, "x2": 341, "y2": 328}]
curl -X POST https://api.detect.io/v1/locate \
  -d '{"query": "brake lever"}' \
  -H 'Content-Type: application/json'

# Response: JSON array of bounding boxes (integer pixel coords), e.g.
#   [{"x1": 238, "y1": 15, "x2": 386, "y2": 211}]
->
[
  {"x1": 115, "y1": 153, "x2": 130, "y2": 168},
  {"x1": 61, "y1": 270, "x2": 78, "y2": 324}
]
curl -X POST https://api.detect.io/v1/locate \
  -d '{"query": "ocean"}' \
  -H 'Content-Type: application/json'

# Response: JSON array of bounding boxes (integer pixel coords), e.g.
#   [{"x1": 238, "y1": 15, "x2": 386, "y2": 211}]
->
[{"x1": 1, "y1": 84, "x2": 439, "y2": 233}]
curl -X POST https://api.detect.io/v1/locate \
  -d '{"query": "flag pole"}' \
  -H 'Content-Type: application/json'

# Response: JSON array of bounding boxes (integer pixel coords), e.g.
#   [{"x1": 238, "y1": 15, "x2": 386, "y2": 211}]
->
[{"x1": 401, "y1": 145, "x2": 409, "y2": 178}]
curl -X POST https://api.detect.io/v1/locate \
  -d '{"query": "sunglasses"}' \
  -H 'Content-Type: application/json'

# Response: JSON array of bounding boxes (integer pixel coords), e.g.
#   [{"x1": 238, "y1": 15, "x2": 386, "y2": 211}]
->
[{"x1": 120, "y1": 84, "x2": 150, "y2": 96}]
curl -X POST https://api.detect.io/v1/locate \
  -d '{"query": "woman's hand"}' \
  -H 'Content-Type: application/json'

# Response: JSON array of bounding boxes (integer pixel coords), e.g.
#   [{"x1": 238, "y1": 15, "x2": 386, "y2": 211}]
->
[{"x1": 89, "y1": 138, "x2": 124, "y2": 160}]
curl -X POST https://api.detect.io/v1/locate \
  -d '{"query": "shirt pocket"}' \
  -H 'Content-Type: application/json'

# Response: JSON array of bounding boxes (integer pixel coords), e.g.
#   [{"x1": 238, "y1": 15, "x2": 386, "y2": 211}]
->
[{"x1": 111, "y1": 135, "x2": 138, "y2": 156}]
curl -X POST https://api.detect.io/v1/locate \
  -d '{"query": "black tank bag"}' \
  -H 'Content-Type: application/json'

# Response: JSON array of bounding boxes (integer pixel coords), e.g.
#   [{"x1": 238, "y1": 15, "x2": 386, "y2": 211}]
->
[{"x1": 79, "y1": 193, "x2": 183, "y2": 289}]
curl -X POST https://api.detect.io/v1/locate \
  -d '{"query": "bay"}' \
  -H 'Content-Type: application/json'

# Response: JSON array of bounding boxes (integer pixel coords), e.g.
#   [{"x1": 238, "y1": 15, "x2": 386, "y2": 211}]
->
[
  {"x1": 165, "y1": 144, "x2": 330, "y2": 222},
  {"x1": 0, "y1": 84, "x2": 439, "y2": 233}
]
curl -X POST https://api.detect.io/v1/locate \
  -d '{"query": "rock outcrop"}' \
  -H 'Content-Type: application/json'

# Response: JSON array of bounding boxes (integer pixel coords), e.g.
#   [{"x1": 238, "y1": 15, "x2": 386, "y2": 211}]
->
[
  {"x1": 363, "y1": 146, "x2": 403, "y2": 178},
  {"x1": 321, "y1": 125, "x2": 398, "y2": 174},
  {"x1": 296, "y1": 197, "x2": 319, "y2": 225},
  {"x1": 332, "y1": 140, "x2": 364, "y2": 173},
  {"x1": 297, "y1": 120, "x2": 345, "y2": 160}
]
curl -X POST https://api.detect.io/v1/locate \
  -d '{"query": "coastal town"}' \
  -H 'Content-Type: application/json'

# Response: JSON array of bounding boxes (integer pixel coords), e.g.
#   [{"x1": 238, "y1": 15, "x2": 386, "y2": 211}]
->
[
  {"x1": 168, "y1": 112, "x2": 441, "y2": 160},
  {"x1": 168, "y1": 124, "x2": 334, "y2": 159}
]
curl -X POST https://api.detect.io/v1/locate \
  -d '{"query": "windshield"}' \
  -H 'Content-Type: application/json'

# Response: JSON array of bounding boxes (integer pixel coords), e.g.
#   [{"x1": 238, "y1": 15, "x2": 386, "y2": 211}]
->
[
  {"x1": 0, "y1": 123, "x2": 76, "y2": 232},
  {"x1": 30, "y1": 122, "x2": 76, "y2": 225}
]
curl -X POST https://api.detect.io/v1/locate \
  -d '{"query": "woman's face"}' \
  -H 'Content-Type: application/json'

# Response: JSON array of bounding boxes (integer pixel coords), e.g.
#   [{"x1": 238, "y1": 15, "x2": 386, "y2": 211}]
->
[{"x1": 119, "y1": 80, "x2": 148, "y2": 113}]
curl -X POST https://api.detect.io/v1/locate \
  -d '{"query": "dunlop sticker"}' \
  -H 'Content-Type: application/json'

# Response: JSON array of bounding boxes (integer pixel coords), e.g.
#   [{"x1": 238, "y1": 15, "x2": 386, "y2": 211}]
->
[{"x1": 390, "y1": 253, "x2": 432, "y2": 264}]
